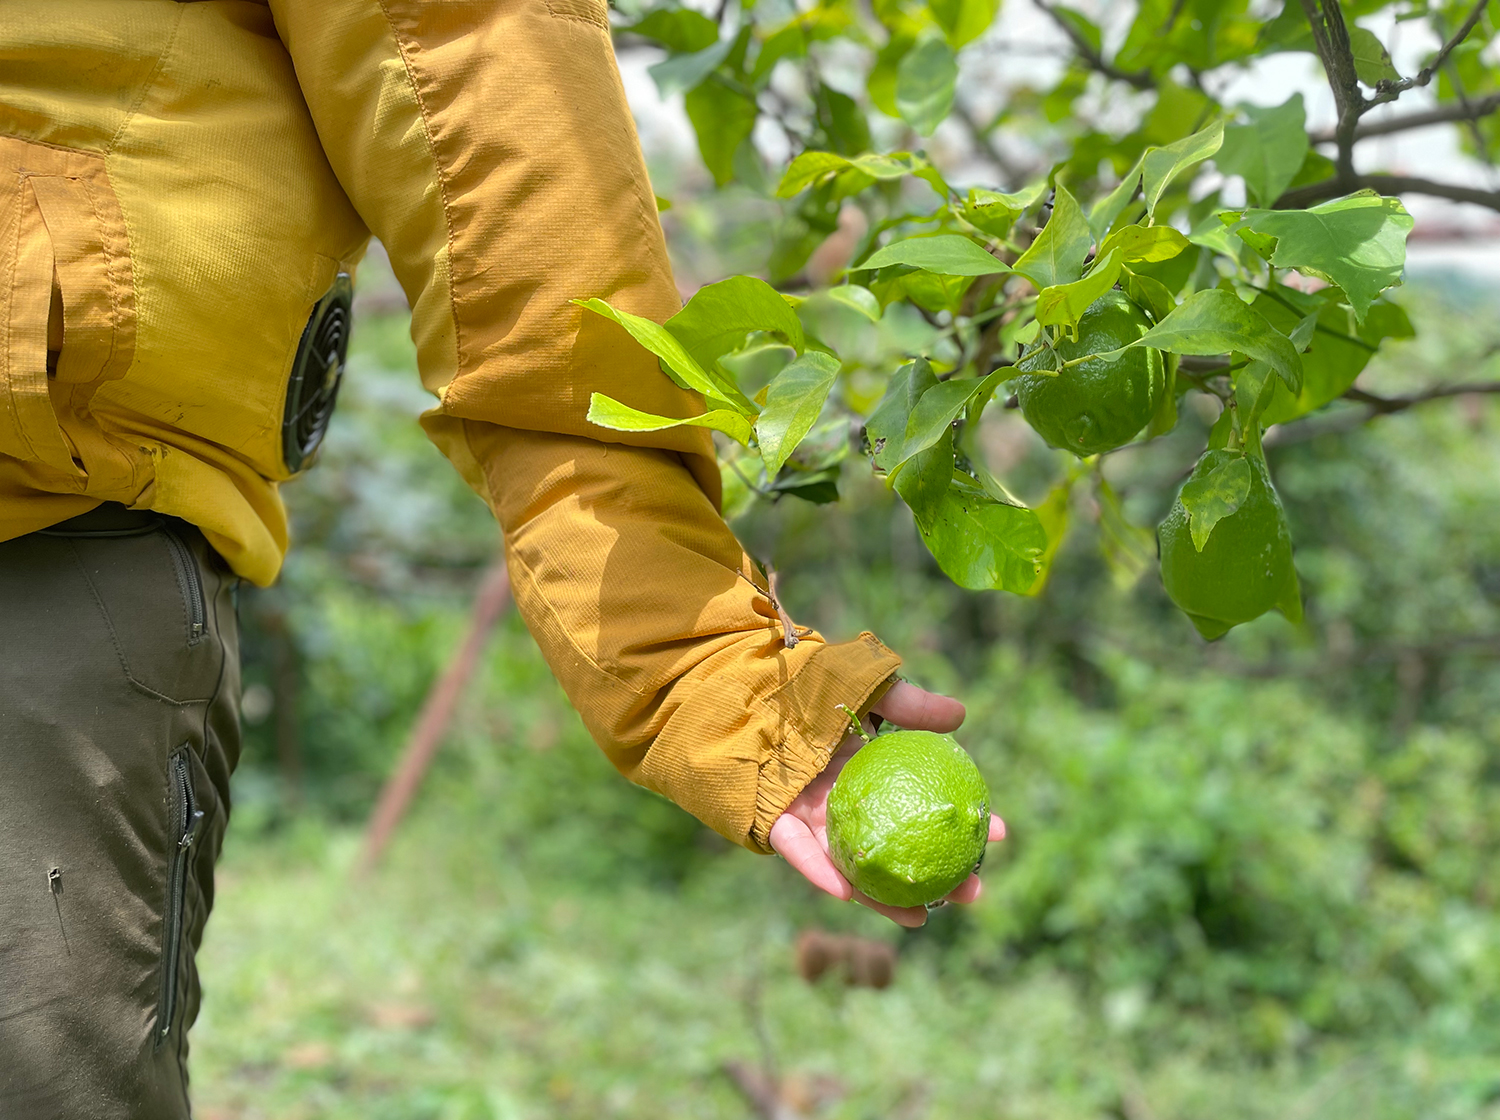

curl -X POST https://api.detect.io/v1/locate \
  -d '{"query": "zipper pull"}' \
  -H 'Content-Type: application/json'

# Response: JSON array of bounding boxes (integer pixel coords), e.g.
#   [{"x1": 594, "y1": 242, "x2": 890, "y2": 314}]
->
[{"x1": 180, "y1": 808, "x2": 206, "y2": 851}]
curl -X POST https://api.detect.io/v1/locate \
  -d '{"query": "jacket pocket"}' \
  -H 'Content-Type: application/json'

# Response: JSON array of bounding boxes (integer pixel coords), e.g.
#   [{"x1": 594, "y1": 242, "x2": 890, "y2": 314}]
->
[
  {"x1": 0, "y1": 136, "x2": 136, "y2": 477},
  {"x1": 156, "y1": 745, "x2": 205, "y2": 1047}
]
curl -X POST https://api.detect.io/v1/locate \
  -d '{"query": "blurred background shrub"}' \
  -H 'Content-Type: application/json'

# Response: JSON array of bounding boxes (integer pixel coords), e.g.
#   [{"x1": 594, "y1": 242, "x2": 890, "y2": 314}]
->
[{"x1": 191, "y1": 251, "x2": 1500, "y2": 1119}]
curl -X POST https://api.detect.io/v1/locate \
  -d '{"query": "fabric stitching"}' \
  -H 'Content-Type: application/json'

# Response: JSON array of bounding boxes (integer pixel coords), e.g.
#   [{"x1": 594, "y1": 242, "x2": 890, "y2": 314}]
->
[
  {"x1": 5, "y1": 177, "x2": 57, "y2": 467},
  {"x1": 79, "y1": 173, "x2": 124, "y2": 375},
  {"x1": 65, "y1": 537, "x2": 213, "y2": 707},
  {"x1": 505, "y1": 540, "x2": 633, "y2": 688},
  {"x1": 374, "y1": 1, "x2": 465, "y2": 382},
  {"x1": 106, "y1": 7, "x2": 184, "y2": 156},
  {"x1": 544, "y1": 0, "x2": 612, "y2": 31}
]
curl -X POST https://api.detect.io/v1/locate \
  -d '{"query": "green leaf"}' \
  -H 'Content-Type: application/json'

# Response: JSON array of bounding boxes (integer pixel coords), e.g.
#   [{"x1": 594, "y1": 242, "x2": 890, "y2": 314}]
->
[
  {"x1": 575, "y1": 297, "x2": 753, "y2": 412},
  {"x1": 625, "y1": 8, "x2": 720, "y2": 53},
  {"x1": 755, "y1": 352, "x2": 841, "y2": 476},
  {"x1": 719, "y1": 340, "x2": 794, "y2": 398},
  {"x1": 648, "y1": 39, "x2": 733, "y2": 96},
  {"x1": 1187, "y1": 208, "x2": 1245, "y2": 257},
  {"x1": 887, "y1": 368, "x2": 1009, "y2": 471},
  {"x1": 1255, "y1": 287, "x2": 1409, "y2": 425},
  {"x1": 684, "y1": 81, "x2": 759, "y2": 187},
  {"x1": 857, "y1": 234, "x2": 1009, "y2": 276},
  {"x1": 1144, "y1": 354, "x2": 1179, "y2": 438},
  {"x1": 1142, "y1": 119, "x2": 1224, "y2": 217},
  {"x1": 869, "y1": 268, "x2": 974, "y2": 315},
  {"x1": 777, "y1": 151, "x2": 854, "y2": 197},
  {"x1": 1013, "y1": 184, "x2": 1092, "y2": 290},
  {"x1": 1125, "y1": 288, "x2": 1304, "y2": 394},
  {"x1": 892, "y1": 426, "x2": 954, "y2": 528},
  {"x1": 1096, "y1": 475, "x2": 1154, "y2": 590},
  {"x1": 929, "y1": 0, "x2": 1001, "y2": 48},
  {"x1": 964, "y1": 181, "x2": 1049, "y2": 237},
  {"x1": 1180, "y1": 453, "x2": 1251, "y2": 551},
  {"x1": 1216, "y1": 94, "x2": 1309, "y2": 207},
  {"x1": 813, "y1": 84, "x2": 872, "y2": 155},
  {"x1": 776, "y1": 150, "x2": 939, "y2": 200},
  {"x1": 1026, "y1": 481, "x2": 1071, "y2": 596},
  {"x1": 1237, "y1": 192, "x2": 1415, "y2": 321},
  {"x1": 1035, "y1": 247, "x2": 1123, "y2": 335},
  {"x1": 915, "y1": 474, "x2": 1048, "y2": 592},
  {"x1": 1120, "y1": 267, "x2": 1177, "y2": 321},
  {"x1": 1048, "y1": 5, "x2": 1102, "y2": 52},
  {"x1": 868, "y1": 32, "x2": 915, "y2": 119},
  {"x1": 895, "y1": 33, "x2": 957, "y2": 135},
  {"x1": 826, "y1": 285, "x2": 882, "y2": 321},
  {"x1": 1234, "y1": 358, "x2": 1278, "y2": 424},
  {"x1": 1098, "y1": 223, "x2": 1192, "y2": 265},
  {"x1": 1349, "y1": 26, "x2": 1399, "y2": 86},
  {"x1": 751, "y1": 21, "x2": 808, "y2": 84},
  {"x1": 587, "y1": 393, "x2": 756, "y2": 446},
  {"x1": 1206, "y1": 402, "x2": 1234, "y2": 449},
  {"x1": 667, "y1": 276, "x2": 806, "y2": 376},
  {"x1": 1087, "y1": 154, "x2": 1145, "y2": 242},
  {"x1": 867, "y1": 358, "x2": 939, "y2": 472},
  {"x1": 768, "y1": 464, "x2": 841, "y2": 504}
]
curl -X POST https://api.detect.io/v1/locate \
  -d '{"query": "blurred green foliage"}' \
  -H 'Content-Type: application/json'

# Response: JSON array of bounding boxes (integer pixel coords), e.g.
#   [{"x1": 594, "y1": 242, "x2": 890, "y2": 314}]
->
[{"x1": 203, "y1": 258, "x2": 1500, "y2": 1115}]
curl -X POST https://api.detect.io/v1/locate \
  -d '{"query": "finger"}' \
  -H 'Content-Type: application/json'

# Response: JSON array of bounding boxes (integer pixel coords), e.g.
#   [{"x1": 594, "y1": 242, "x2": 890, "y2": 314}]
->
[
  {"x1": 989, "y1": 815, "x2": 1007, "y2": 842},
  {"x1": 945, "y1": 873, "x2": 982, "y2": 904},
  {"x1": 850, "y1": 888, "x2": 928, "y2": 928},
  {"x1": 770, "y1": 814, "x2": 854, "y2": 901},
  {"x1": 871, "y1": 681, "x2": 965, "y2": 733}
]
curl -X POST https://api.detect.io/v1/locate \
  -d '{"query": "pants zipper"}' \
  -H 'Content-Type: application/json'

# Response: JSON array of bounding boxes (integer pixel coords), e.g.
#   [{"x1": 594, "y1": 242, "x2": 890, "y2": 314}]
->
[
  {"x1": 157, "y1": 748, "x2": 205, "y2": 1046},
  {"x1": 162, "y1": 530, "x2": 206, "y2": 646}
]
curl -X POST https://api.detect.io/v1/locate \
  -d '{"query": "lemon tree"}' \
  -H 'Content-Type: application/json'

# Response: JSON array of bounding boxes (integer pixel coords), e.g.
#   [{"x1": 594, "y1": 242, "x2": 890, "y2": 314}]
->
[{"x1": 577, "y1": 0, "x2": 1495, "y2": 639}]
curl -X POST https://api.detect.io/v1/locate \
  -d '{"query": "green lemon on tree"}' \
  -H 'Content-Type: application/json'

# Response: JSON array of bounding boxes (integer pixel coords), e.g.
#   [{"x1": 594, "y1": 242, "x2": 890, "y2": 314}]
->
[
  {"x1": 1158, "y1": 449, "x2": 1303, "y2": 640},
  {"x1": 1013, "y1": 290, "x2": 1167, "y2": 457},
  {"x1": 825, "y1": 728, "x2": 991, "y2": 909}
]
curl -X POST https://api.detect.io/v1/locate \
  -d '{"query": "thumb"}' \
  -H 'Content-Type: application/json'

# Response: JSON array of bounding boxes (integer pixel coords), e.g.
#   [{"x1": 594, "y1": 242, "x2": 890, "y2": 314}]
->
[{"x1": 869, "y1": 680, "x2": 965, "y2": 733}]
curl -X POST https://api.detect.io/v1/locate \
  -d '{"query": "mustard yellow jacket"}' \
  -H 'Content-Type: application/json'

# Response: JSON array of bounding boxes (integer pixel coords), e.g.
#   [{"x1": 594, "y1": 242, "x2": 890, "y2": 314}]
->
[{"x1": 0, "y1": 0, "x2": 900, "y2": 850}]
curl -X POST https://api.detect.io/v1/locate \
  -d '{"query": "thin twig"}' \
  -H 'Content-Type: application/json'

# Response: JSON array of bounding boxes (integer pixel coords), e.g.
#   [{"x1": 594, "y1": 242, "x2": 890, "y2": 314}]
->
[
  {"x1": 1367, "y1": 0, "x2": 1493, "y2": 108},
  {"x1": 1298, "y1": 0, "x2": 1365, "y2": 183},
  {"x1": 767, "y1": 563, "x2": 810, "y2": 648},
  {"x1": 1342, "y1": 381, "x2": 1500, "y2": 413},
  {"x1": 951, "y1": 100, "x2": 1024, "y2": 185},
  {"x1": 1032, "y1": 0, "x2": 1154, "y2": 90},
  {"x1": 1275, "y1": 172, "x2": 1500, "y2": 212},
  {"x1": 736, "y1": 566, "x2": 812, "y2": 648},
  {"x1": 1309, "y1": 90, "x2": 1500, "y2": 141},
  {"x1": 1266, "y1": 380, "x2": 1500, "y2": 443}
]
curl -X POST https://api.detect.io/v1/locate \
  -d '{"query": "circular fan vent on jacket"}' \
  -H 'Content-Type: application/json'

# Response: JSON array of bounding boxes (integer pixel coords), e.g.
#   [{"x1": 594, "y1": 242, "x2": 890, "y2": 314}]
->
[{"x1": 281, "y1": 272, "x2": 354, "y2": 473}]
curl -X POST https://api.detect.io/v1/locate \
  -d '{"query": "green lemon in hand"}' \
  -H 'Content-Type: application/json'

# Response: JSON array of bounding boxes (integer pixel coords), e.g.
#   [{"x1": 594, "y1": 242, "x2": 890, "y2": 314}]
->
[
  {"x1": 1014, "y1": 290, "x2": 1167, "y2": 457},
  {"x1": 826, "y1": 730, "x2": 991, "y2": 909},
  {"x1": 1158, "y1": 450, "x2": 1302, "y2": 640}
]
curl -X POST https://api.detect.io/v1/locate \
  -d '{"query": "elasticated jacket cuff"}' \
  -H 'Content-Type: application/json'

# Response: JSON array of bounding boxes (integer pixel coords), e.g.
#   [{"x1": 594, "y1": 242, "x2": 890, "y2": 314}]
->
[
  {"x1": 747, "y1": 633, "x2": 901, "y2": 851},
  {"x1": 467, "y1": 421, "x2": 903, "y2": 851}
]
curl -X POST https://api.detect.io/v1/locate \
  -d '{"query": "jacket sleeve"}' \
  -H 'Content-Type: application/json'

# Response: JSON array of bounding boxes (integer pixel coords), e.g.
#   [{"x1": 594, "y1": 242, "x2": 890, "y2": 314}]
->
[{"x1": 265, "y1": 0, "x2": 902, "y2": 850}]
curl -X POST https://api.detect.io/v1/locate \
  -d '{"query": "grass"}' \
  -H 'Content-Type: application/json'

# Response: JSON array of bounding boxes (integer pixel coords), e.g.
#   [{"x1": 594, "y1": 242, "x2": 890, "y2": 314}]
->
[{"x1": 191, "y1": 629, "x2": 1500, "y2": 1120}]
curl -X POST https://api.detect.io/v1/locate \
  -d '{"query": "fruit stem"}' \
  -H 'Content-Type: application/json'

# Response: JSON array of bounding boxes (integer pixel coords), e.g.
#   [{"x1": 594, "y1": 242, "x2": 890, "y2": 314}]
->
[{"x1": 835, "y1": 704, "x2": 872, "y2": 744}]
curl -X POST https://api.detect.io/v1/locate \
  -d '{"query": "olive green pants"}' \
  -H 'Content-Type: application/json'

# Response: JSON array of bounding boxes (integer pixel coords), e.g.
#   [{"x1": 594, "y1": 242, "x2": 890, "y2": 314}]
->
[{"x1": 0, "y1": 504, "x2": 240, "y2": 1119}]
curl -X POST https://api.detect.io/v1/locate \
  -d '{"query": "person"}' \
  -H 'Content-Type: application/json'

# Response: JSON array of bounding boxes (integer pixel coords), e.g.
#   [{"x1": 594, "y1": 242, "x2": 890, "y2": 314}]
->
[{"x1": 0, "y1": 2, "x2": 996, "y2": 1116}]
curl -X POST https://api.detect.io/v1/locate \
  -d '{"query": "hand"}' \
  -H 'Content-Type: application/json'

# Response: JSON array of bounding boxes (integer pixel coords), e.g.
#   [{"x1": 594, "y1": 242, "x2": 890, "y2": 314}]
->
[{"x1": 769, "y1": 681, "x2": 1005, "y2": 928}]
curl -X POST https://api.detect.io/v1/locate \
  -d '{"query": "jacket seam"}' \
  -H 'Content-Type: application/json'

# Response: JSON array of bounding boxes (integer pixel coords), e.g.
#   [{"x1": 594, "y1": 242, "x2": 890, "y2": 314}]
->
[
  {"x1": 106, "y1": 6, "x2": 185, "y2": 155},
  {"x1": 504, "y1": 537, "x2": 642, "y2": 692},
  {"x1": 374, "y1": 0, "x2": 465, "y2": 384},
  {"x1": 544, "y1": 0, "x2": 612, "y2": 31}
]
